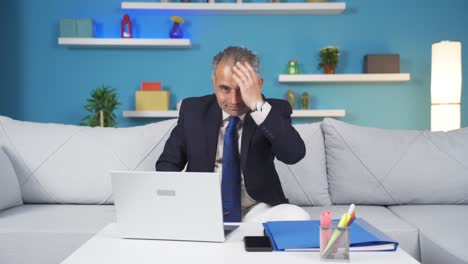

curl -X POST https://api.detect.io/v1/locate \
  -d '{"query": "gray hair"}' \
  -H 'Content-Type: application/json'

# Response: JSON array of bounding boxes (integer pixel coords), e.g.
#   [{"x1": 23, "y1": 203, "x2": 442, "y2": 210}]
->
[{"x1": 211, "y1": 46, "x2": 260, "y2": 78}]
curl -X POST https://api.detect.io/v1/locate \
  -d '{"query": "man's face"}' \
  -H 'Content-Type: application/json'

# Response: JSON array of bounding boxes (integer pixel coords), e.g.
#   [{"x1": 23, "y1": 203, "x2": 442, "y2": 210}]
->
[{"x1": 212, "y1": 62, "x2": 250, "y2": 117}]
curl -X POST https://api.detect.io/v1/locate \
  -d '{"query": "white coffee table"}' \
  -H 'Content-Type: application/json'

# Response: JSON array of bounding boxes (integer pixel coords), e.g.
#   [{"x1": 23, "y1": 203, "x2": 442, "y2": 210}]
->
[{"x1": 62, "y1": 223, "x2": 420, "y2": 264}]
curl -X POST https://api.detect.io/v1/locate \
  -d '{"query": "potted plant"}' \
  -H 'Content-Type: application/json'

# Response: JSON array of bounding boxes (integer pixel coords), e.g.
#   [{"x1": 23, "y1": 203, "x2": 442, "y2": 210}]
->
[
  {"x1": 318, "y1": 46, "x2": 340, "y2": 74},
  {"x1": 81, "y1": 85, "x2": 121, "y2": 127}
]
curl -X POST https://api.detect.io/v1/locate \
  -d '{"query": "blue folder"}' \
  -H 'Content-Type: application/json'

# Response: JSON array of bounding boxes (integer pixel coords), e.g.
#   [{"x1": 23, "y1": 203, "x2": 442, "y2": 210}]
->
[{"x1": 263, "y1": 218, "x2": 398, "y2": 252}]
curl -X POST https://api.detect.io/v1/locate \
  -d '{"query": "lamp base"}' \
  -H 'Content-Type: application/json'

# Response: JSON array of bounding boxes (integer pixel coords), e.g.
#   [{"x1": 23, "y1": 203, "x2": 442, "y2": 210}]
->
[{"x1": 431, "y1": 104, "x2": 460, "y2": 132}]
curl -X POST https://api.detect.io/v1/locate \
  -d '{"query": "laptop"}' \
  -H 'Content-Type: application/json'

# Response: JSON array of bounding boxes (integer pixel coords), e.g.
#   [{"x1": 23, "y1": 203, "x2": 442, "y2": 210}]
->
[{"x1": 111, "y1": 171, "x2": 239, "y2": 242}]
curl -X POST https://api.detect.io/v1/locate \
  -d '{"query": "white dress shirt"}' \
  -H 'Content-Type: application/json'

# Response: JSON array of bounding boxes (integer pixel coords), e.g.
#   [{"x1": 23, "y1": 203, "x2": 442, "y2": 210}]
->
[{"x1": 213, "y1": 102, "x2": 272, "y2": 213}]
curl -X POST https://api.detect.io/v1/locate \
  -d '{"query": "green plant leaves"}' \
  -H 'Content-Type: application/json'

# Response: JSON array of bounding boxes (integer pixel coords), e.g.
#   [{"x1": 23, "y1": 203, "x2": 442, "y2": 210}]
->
[
  {"x1": 81, "y1": 85, "x2": 121, "y2": 127},
  {"x1": 318, "y1": 46, "x2": 340, "y2": 70}
]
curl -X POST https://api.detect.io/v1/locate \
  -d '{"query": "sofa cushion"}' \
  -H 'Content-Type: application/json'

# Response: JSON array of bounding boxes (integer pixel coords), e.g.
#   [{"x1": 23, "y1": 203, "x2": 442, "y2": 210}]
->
[
  {"x1": 302, "y1": 205, "x2": 420, "y2": 261},
  {"x1": 389, "y1": 205, "x2": 468, "y2": 264},
  {"x1": 0, "y1": 115, "x2": 177, "y2": 204},
  {"x1": 322, "y1": 118, "x2": 468, "y2": 205},
  {"x1": 275, "y1": 123, "x2": 331, "y2": 206},
  {"x1": 0, "y1": 146, "x2": 23, "y2": 211},
  {"x1": 0, "y1": 204, "x2": 115, "y2": 264}
]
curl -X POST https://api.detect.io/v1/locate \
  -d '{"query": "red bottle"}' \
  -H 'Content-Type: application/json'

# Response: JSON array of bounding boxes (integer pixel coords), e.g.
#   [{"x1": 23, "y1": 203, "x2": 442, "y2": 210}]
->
[{"x1": 121, "y1": 14, "x2": 132, "y2": 38}]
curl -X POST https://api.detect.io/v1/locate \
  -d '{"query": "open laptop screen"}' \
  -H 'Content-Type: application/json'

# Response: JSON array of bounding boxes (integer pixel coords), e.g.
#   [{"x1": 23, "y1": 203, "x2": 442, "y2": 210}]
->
[{"x1": 111, "y1": 171, "x2": 239, "y2": 242}]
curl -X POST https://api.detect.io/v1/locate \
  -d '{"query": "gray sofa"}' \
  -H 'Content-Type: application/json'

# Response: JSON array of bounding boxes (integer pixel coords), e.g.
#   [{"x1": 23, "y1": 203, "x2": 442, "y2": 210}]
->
[{"x1": 1, "y1": 115, "x2": 467, "y2": 264}]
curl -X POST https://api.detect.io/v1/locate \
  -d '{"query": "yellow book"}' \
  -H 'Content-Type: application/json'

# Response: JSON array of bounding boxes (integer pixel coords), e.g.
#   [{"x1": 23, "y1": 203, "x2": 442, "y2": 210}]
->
[{"x1": 135, "y1": 91, "x2": 169, "y2": 111}]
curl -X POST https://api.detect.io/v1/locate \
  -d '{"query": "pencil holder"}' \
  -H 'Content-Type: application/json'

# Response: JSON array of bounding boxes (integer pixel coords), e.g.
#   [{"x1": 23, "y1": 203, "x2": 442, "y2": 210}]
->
[{"x1": 320, "y1": 225, "x2": 350, "y2": 261}]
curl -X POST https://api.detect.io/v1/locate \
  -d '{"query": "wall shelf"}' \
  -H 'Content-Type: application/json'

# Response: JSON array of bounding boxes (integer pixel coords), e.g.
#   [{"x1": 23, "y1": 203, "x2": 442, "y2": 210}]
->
[
  {"x1": 292, "y1": 109, "x2": 345, "y2": 118},
  {"x1": 278, "y1": 73, "x2": 411, "y2": 83},
  {"x1": 123, "y1": 110, "x2": 179, "y2": 118},
  {"x1": 121, "y1": 2, "x2": 346, "y2": 15},
  {"x1": 58, "y1": 38, "x2": 191, "y2": 48},
  {"x1": 123, "y1": 109, "x2": 345, "y2": 118}
]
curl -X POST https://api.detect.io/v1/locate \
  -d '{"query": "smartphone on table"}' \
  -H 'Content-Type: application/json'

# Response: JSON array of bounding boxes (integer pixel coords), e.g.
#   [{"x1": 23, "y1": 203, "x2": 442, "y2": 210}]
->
[{"x1": 244, "y1": 236, "x2": 273, "y2": 252}]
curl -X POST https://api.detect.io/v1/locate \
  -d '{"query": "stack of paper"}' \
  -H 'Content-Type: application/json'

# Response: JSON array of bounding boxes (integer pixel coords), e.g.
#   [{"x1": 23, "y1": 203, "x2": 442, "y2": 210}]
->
[{"x1": 263, "y1": 218, "x2": 398, "y2": 252}]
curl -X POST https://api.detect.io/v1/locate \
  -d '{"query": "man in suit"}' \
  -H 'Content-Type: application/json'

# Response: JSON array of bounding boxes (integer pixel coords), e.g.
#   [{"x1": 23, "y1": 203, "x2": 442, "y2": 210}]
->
[{"x1": 156, "y1": 46, "x2": 309, "y2": 222}]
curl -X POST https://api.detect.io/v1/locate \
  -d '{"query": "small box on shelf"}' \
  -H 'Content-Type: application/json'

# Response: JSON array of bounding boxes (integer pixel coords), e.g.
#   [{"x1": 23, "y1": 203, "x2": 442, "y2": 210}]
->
[
  {"x1": 59, "y1": 18, "x2": 94, "y2": 38},
  {"x1": 364, "y1": 54, "x2": 400, "y2": 73},
  {"x1": 135, "y1": 91, "x2": 170, "y2": 111},
  {"x1": 76, "y1": 19, "x2": 94, "y2": 37},
  {"x1": 141, "y1": 82, "x2": 162, "y2": 91},
  {"x1": 59, "y1": 19, "x2": 76, "y2": 38}
]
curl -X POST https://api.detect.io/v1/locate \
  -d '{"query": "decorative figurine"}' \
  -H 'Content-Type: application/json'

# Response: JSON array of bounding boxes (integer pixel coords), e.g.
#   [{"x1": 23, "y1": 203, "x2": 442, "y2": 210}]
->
[
  {"x1": 121, "y1": 14, "x2": 133, "y2": 38},
  {"x1": 169, "y1": 16, "x2": 185, "y2": 39},
  {"x1": 286, "y1": 60, "x2": 299, "y2": 74},
  {"x1": 286, "y1": 90, "x2": 295, "y2": 109},
  {"x1": 301, "y1": 92, "x2": 310, "y2": 109}
]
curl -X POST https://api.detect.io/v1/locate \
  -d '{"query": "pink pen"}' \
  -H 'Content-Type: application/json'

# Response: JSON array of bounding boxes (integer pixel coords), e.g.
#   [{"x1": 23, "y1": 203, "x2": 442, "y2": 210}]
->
[{"x1": 320, "y1": 211, "x2": 332, "y2": 250}]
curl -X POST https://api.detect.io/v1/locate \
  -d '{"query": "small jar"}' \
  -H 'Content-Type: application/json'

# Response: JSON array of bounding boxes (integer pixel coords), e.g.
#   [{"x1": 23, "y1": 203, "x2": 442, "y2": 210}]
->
[{"x1": 286, "y1": 60, "x2": 299, "y2": 74}]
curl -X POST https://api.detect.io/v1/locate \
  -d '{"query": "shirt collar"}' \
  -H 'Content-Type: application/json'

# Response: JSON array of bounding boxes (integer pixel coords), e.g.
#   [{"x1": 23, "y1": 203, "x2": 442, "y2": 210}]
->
[{"x1": 222, "y1": 110, "x2": 246, "y2": 122}]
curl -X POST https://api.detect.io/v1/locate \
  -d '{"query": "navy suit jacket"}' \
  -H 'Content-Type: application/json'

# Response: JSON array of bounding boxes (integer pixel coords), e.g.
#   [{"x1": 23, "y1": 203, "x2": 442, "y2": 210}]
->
[{"x1": 156, "y1": 94, "x2": 305, "y2": 206}]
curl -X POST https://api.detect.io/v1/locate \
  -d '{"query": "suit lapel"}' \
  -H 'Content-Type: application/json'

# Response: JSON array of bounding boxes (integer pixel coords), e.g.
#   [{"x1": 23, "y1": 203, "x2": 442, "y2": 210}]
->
[
  {"x1": 205, "y1": 101, "x2": 222, "y2": 171},
  {"x1": 241, "y1": 113, "x2": 256, "y2": 171}
]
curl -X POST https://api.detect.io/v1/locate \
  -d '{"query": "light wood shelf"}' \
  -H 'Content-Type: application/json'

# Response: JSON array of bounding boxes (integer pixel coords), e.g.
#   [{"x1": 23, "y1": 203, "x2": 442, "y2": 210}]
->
[
  {"x1": 123, "y1": 109, "x2": 345, "y2": 118},
  {"x1": 278, "y1": 73, "x2": 411, "y2": 83},
  {"x1": 58, "y1": 38, "x2": 191, "y2": 48},
  {"x1": 121, "y1": 2, "x2": 346, "y2": 15}
]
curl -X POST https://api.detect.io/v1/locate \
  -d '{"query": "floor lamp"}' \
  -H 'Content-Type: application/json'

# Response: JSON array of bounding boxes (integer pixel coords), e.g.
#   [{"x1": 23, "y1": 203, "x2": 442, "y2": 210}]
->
[{"x1": 431, "y1": 41, "x2": 462, "y2": 131}]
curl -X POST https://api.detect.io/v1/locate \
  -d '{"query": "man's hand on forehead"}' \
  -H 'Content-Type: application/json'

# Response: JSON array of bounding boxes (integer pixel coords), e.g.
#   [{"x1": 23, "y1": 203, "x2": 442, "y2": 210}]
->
[{"x1": 232, "y1": 61, "x2": 263, "y2": 111}]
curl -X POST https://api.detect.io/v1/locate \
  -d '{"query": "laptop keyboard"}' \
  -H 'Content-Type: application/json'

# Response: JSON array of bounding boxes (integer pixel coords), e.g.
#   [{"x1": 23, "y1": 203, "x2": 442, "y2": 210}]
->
[{"x1": 224, "y1": 225, "x2": 239, "y2": 237}]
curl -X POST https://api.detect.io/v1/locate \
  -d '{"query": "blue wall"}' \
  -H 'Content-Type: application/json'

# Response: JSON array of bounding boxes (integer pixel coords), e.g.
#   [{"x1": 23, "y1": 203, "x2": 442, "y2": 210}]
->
[{"x1": 1, "y1": 0, "x2": 467, "y2": 129}]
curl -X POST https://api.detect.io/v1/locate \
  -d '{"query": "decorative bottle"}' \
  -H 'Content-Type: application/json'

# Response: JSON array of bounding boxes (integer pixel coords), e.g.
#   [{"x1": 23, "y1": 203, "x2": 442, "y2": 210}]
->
[
  {"x1": 121, "y1": 14, "x2": 133, "y2": 38},
  {"x1": 169, "y1": 16, "x2": 185, "y2": 39}
]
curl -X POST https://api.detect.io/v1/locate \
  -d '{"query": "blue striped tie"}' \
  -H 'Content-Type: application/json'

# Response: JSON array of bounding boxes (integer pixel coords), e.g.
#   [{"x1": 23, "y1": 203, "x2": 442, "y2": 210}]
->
[{"x1": 221, "y1": 116, "x2": 241, "y2": 222}]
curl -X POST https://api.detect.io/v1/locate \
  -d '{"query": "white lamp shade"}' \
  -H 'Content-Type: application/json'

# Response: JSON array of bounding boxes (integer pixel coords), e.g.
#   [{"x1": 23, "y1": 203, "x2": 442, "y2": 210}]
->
[
  {"x1": 431, "y1": 41, "x2": 462, "y2": 104},
  {"x1": 431, "y1": 104, "x2": 461, "y2": 132}
]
